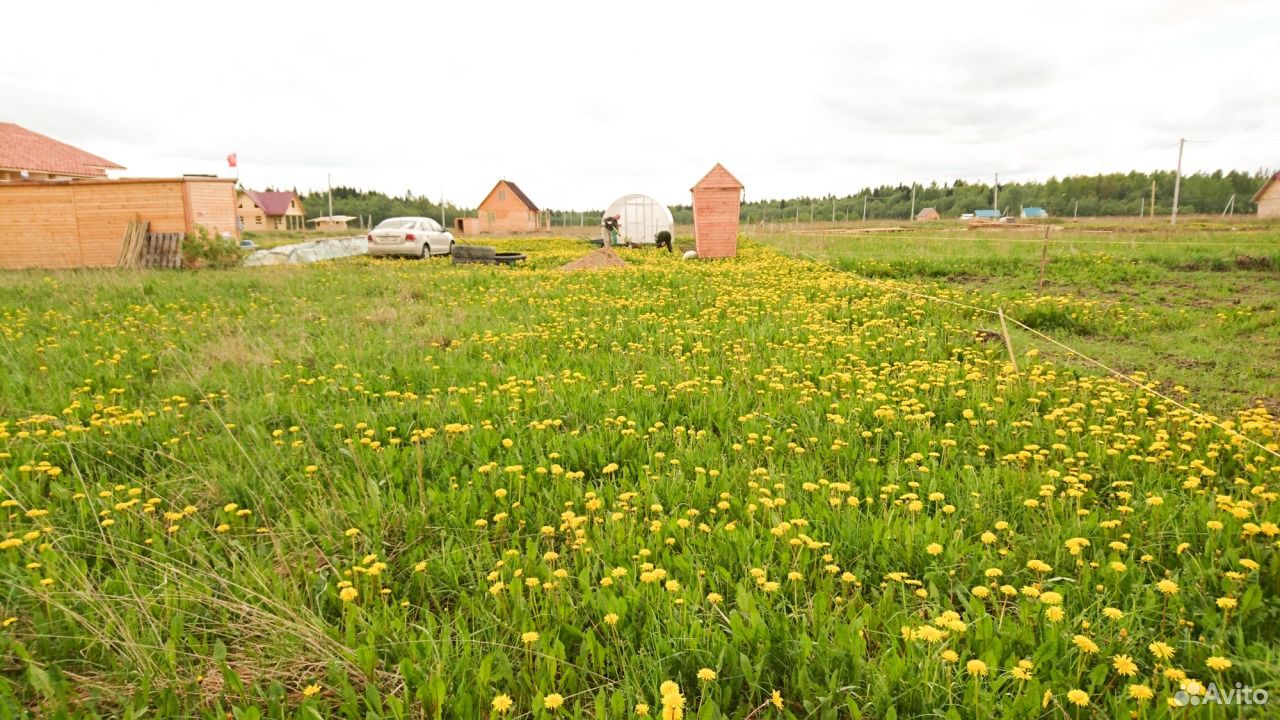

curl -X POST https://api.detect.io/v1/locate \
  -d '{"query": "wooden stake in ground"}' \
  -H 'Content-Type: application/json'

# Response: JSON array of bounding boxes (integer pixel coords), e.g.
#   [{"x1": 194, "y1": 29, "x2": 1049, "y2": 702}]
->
[
  {"x1": 997, "y1": 307, "x2": 1018, "y2": 374},
  {"x1": 1037, "y1": 225, "x2": 1049, "y2": 295}
]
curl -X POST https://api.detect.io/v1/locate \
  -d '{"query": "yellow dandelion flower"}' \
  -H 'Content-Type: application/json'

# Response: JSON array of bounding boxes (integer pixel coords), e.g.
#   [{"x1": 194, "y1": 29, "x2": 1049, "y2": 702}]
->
[
  {"x1": 1206, "y1": 656, "x2": 1232, "y2": 671},
  {"x1": 1112, "y1": 654, "x2": 1138, "y2": 676}
]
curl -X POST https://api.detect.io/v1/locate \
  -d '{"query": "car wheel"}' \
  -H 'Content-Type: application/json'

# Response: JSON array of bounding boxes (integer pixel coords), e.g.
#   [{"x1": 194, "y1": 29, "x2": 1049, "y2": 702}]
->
[
  {"x1": 448, "y1": 241, "x2": 455, "y2": 255},
  {"x1": 421, "y1": 244, "x2": 430, "y2": 259}
]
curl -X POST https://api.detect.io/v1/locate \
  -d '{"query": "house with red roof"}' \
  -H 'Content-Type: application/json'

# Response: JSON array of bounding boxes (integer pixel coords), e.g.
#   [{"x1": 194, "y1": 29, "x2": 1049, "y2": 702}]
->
[
  {"x1": 237, "y1": 189, "x2": 306, "y2": 231},
  {"x1": 0, "y1": 123, "x2": 125, "y2": 181}
]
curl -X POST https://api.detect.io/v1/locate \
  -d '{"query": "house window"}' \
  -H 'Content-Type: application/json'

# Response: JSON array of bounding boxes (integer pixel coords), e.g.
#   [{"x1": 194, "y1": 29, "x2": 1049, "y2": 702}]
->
[
  {"x1": 255, "y1": 216, "x2": 263, "y2": 225},
  {"x1": 499, "y1": 190, "x2": 507, "y2": 201}
]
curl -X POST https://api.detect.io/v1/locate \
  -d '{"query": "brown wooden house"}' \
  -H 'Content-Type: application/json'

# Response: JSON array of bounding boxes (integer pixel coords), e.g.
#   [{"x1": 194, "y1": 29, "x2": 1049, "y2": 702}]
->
[
  {"x1": 455, "y1": 179, "x2": 550, "y2": 234},
  {"x1": 238, "y1": 189, "x2": 306, "y2": 231},
  {"x1": 1252, "y1": 172, "x2": 1280, "y2": 219}
]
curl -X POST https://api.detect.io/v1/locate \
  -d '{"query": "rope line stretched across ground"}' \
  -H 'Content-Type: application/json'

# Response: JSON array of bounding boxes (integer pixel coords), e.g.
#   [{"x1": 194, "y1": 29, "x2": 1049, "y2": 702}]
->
[
  {"x1": 795, "y1": 250, "x2": 1280, "y2": 460},
  {"x1": 771, "y1": 232, "x2": 1280, "y2": 248}
]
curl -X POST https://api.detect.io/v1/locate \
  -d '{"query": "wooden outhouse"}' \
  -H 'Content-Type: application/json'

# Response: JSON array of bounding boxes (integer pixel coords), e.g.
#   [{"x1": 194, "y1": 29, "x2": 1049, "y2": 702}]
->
[{"x1": 691, "y1": 163, "x2": 743, "y2": 258}]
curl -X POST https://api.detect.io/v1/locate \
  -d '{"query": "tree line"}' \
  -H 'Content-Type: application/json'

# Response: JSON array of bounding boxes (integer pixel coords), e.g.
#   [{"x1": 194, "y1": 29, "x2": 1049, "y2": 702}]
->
[
  {"x1": 669, "y1": 169, "x2": 1272, "y2": 223},
  {"x1": 295, "y1": 187, "x2": 466, "y2": 229},
  {"x1": 284, "y1": 169, "x2": 1271, "y2": 229}
]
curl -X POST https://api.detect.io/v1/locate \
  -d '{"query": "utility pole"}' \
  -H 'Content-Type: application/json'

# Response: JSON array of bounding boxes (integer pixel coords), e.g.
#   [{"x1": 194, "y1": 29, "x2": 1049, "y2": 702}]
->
[
  {"x1": 327, "y1": 173, "x2": 333, "y2": 218},
  {"x1": 1150, "y1": 179, "x2": 1156, "y2": 218},
  {"x1": 993, "y1": 172, "x2": 999, "y2": 212},
  {"x1": 862, "y1": 195, "x2": 868, "y2": 222},
  {"x1": 1074, "y1": 200, "x2": 1078, "y2": 219},
  {"x1": 910, "y1": 183, "x2": 917, "y2": 220},
  {"x1": 1139, "y1": 197, "x2": 1144, "y2": 216},
  {"x1": 1171, "y1": 138, "x2": 1185, "y2": 225},
  {"x1": 831, "y1": 198, "x2": 836, "y2": 223}
]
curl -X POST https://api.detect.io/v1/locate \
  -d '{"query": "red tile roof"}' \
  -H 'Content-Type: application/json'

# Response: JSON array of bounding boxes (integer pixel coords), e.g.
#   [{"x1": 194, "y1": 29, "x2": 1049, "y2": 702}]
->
[
  {"x1": 0, "y1": 123, "x2": 124, "y2": 178},
  {"x1": 243, "y1": 190, "x2": 300, "y2": 216}
]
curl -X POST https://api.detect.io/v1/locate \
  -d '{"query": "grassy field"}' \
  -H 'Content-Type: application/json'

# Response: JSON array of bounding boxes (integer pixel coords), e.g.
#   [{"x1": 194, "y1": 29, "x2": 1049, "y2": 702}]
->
[
  {"x1": 0, "y1": 236, "x2": 1278, "y2": 718},
  {"x1": 757, "y1": 219, "x2": 1280, "y2": 414}
]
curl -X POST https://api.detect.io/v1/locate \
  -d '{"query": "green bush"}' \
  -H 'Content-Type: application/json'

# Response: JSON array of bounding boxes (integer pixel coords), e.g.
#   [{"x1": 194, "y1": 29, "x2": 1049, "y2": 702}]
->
[{"x1": 182, "y1": 225, "x2": 246, "y2": 269}]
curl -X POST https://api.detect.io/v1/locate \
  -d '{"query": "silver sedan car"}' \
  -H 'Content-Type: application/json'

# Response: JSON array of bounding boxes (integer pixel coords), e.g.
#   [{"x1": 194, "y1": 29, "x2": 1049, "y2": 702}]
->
[{"x1": 367, "y1": 217, "x2": 454, "y2": 258}]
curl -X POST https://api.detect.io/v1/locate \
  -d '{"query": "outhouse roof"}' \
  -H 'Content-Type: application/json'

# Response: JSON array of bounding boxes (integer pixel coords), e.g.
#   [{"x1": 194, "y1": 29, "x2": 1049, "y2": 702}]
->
[{"x1": 691, "y1": 163, "x2": 744, "y2": 191}]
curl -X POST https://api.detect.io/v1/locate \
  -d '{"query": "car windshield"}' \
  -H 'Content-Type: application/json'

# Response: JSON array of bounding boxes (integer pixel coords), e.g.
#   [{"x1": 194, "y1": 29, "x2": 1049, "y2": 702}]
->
[{"x1": 375, "y1": 219, "x2": 417, "y2": 230}]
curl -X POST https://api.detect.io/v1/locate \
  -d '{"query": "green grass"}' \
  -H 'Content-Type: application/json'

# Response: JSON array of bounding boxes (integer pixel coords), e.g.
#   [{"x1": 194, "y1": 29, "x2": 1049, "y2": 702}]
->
[
  {"x1": 759, "y1": 223, "x2": 1280, "y2": 414},
  {"x1": 0, "y1": 237, "x2": 1277, "y2": 718}
]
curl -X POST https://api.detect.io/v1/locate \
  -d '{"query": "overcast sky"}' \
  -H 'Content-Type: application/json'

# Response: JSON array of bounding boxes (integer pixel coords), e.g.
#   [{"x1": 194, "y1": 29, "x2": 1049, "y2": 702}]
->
[{"x1": 5, "y1": 1, "x2": 1279, "y2": 209}]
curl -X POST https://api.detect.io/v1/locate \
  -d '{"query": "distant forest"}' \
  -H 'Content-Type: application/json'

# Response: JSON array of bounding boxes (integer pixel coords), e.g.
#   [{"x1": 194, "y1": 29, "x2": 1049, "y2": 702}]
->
[
  {"x1": 670, "y1": 169, "x2": 1272, "y2": 224},
  {"x1": 287, "y1": 170, "x2": 1271, "y2": 228},
  {"x1": 296, "y1": 186, "x2": 466, "y2": 229}
]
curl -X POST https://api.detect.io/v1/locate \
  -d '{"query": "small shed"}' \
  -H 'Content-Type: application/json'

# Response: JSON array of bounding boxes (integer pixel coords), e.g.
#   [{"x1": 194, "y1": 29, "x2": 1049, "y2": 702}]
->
[
  {"x1": 0, "y1": 176, "x2": 238, "y2": 269},
  {"x1": 691, "y1": 163, "x2": 743, "y2": 258},
  {"x1": 602, "y1": 194, "x2": 673, "y2": 245},
  {"x1": 1021, "y1": 206, "x2": 1048, "y2": 219},
  {"x1": 916, "y1": 207, "x2": 940, "y2": 221},
  {"x1": 308, "y1": 215, "x2": 359, "y2": 231},
  {"x1": 1252, "y1": 172, "x2": 1280, "y2": 219}
]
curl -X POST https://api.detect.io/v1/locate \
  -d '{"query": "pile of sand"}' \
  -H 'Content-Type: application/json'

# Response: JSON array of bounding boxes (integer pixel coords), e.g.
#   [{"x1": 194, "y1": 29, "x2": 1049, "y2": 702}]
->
[{"x1": 559, "y1": 247, "x2": 627, "y2": 271}]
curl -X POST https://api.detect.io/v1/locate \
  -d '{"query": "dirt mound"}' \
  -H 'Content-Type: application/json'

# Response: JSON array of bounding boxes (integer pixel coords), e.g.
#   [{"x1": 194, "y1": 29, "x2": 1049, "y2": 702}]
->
[{"x1": 559, "y1": 247, "x2": 627, "y2": 271}]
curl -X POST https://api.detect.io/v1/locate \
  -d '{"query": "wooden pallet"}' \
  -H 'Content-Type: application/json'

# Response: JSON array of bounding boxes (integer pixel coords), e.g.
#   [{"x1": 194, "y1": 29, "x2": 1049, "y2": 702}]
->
[{"x1": 141, "y1": 232, "x2": 184, "y2": 268}]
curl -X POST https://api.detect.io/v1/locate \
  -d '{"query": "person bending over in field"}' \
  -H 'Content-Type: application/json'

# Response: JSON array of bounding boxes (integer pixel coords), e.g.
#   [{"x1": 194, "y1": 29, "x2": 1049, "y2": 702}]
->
[
  {"x1": 603, "y1": 214, "x2": 621, "y2": 247},
  {"x1": 655, "y1": 230, "x2": 673, "y2": 252}
]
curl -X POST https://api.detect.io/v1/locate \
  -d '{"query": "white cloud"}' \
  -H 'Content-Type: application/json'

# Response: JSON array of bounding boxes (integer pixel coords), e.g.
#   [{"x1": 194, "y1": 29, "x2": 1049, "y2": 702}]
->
[{"x1": 3, "y1": 0, "x2": 1277, "y2": 207}]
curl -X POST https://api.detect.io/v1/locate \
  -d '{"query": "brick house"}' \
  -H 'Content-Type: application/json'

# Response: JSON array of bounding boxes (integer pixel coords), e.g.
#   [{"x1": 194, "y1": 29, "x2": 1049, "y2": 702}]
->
[{"x1": 454, "y1": 179, "x2": 550, "y2": 234}]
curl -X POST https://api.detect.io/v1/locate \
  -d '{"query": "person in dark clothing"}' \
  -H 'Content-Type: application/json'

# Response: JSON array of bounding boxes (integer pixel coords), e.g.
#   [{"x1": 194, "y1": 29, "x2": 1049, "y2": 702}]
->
[
  {"x1": 603, "y1": 214, "x2": 621, "y2": 247},
  {"x1": 655, "y1": 230, "x2": 673, "y2": 252}
]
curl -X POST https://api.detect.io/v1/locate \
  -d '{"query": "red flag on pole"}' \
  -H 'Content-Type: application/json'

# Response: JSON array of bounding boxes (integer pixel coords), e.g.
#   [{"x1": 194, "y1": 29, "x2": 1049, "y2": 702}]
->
[{"x1": 227, "y1": 152, "x2": 237, "y2": 168}]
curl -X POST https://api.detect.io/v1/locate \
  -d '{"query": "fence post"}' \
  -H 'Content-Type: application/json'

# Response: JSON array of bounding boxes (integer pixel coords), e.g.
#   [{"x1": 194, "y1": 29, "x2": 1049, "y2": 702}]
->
[
  {"x1": 998, "y1": 307, "x2": 1018, "y2": 374},
  {"x1": 1037, "y1": 225, "x2": 1049, "y2": 295}
]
